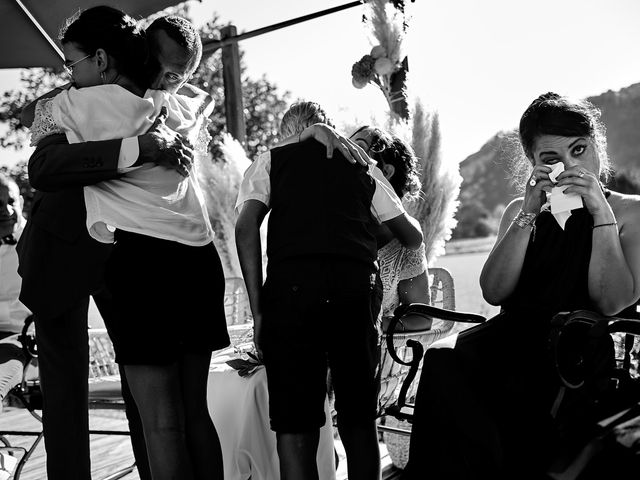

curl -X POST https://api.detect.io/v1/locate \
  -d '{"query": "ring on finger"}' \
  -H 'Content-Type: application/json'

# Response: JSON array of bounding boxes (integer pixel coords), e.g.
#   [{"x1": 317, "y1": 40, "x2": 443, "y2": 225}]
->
[
  {"x1": 578, "y1": 170, "x2": 585, "y2": 178},
  {"x1": 529, "y1": 176, "x2": 537, "y2": 187}
]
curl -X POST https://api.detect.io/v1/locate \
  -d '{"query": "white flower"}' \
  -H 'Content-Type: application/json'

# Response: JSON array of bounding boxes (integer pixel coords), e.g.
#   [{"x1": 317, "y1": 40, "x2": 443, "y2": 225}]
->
[
  {"x1": 370, "y1": 45, "x2": 387, "y2": 59},
  {"x1": 352, "y1": 77, "x2": 369, "y2": 89},
  {"x1": 374, "y1": 57, "x2": 394, "y2": 75}
]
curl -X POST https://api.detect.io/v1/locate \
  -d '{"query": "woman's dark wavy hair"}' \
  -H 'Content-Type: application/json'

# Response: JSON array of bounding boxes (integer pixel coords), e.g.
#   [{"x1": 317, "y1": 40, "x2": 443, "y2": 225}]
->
[
  {"x1": 514, "y1": 92, "x2": 611, "y2": 186},
  {"x1": 352, "y1": 126, "x2": 421, "y2": 199},
  {"x1": 59, "y1": 6, "x2": 149, "y2": 89}
]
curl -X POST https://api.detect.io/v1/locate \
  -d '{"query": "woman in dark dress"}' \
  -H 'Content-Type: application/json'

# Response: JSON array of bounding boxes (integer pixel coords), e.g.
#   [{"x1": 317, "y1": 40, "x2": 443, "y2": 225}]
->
[{"x1": 401, "y1": 92, "x2": 640, "y2": 480}]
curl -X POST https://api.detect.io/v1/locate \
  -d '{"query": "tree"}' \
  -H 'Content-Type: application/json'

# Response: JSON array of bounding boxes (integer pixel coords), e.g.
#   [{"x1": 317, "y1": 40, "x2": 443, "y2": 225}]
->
[
  {"x1": 0, "y1": 11, "x2": 290, "y2": 162},
  {"x1": 0, "y1": 160, "x2": 33, "y2": 216},
  {"x1": 0, "y1": 68, "x2": 61, "y2": 150}
]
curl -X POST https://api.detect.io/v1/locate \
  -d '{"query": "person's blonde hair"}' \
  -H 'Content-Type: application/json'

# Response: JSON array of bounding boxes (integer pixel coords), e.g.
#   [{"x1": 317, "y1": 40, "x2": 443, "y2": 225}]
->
[{"x1": 279, "y1": 101, "x2": 335, "y2": 138}]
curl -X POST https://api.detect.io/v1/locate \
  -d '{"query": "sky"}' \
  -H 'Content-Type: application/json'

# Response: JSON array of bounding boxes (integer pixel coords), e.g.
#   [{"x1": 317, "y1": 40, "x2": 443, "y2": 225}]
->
[{"x1": 1, "y1": 0, "x2": 640, "y2": 167}]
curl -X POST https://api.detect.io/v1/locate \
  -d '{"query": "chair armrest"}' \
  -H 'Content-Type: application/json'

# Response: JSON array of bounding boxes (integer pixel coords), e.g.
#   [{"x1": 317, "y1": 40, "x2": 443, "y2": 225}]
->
[
  {"x1": 608, "y1": 318, "x2": 640, "y2": 336},
  {"x1": 550, "y1": 309, "x2": 640, "y2": 390},
  {"x1": 551, "y1": 309, "x2": 640, "y2": 336},
  {"x1": 385, "y1": 303, "x2": 486, "y2": 366},
  {"x1": 392, "y1": 303, "x2": 487, "y2": 325}
]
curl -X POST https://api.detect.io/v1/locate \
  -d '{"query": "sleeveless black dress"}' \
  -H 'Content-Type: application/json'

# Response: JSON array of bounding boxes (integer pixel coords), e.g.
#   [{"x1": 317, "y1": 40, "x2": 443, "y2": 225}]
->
[{"x1": 401, "y1": 207, "x2": 598, "y2": 480}]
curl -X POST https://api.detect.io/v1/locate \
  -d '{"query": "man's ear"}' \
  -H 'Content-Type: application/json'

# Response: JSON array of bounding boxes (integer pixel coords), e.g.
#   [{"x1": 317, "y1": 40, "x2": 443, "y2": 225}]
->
[
  {"x1": 95, "y1": 48, "x2": 109, "y2": 73},
  {"x1": 382, "y1": 163, "x2": 395, "y2": 180}
]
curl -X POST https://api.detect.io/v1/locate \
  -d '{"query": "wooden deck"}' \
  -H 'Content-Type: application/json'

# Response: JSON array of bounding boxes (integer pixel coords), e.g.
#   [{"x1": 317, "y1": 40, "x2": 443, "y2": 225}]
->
[
  {"x1": 0, "y1": 404, "x2": 402, "y2": 480},
  {"x1": 0, "y1": 405, "x2": 139, "y2": 480}
]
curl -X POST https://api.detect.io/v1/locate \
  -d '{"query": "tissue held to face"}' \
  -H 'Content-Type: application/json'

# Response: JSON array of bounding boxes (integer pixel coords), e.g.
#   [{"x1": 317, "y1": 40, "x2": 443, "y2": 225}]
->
[
  {"x1": 530, "y1": 135, "x2": 599, "y2": 228},
  {"x1": 531, "y1": 135, "x2": 600, "y2": 177}
]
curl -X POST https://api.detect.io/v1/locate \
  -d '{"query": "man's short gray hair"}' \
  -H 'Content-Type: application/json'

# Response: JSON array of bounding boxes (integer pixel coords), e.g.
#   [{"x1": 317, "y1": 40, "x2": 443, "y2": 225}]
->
[{"x1": 279, "y1": 101, "x2": 335, "y2": 138}]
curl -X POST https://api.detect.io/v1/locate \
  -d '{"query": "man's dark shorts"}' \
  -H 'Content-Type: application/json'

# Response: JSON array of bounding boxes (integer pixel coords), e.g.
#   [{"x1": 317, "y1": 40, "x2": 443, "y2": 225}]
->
[{"x1": 261, "y1": 258, "x2": 381, "y2": 433}]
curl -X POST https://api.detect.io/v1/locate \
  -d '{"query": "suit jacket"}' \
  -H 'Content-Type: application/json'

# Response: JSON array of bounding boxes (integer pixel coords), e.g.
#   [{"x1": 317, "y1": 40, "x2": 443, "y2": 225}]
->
[{"x1": 17, "y1": 134, "x2": 123, "y2": 320}]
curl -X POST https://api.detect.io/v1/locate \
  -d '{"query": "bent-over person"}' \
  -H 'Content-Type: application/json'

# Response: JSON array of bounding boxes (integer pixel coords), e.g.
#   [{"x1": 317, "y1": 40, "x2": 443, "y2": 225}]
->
[{"x1": 235, "y1": 137, "x2": 422, "y2": 480}]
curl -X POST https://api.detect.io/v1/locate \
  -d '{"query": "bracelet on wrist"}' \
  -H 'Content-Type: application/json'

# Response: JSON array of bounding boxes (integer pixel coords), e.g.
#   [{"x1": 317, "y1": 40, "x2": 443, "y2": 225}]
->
[
  {"x1": 592, "y1": 221, "x2": 617, "y2": 230},
  {"x1": 513, "y1": 209, "x2": 537, "y2": 229}
]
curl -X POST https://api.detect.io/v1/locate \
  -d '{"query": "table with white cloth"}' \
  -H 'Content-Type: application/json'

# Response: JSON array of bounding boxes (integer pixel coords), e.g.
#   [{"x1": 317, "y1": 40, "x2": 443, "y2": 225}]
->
[{"x1": 207, "y1": 349, "x2": 336, "y2": 480}]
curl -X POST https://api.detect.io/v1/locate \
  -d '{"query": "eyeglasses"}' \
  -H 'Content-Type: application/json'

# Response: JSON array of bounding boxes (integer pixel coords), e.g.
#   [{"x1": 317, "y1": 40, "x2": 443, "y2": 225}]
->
[{"x1": 62, "y1": 54, "x2": 92, "y2": 76}]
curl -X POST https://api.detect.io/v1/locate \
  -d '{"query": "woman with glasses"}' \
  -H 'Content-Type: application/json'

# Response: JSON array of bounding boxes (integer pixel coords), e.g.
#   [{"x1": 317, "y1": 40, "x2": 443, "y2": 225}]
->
[{"x1": 26, "y1": 6, "x2": 230, "y2": 480}]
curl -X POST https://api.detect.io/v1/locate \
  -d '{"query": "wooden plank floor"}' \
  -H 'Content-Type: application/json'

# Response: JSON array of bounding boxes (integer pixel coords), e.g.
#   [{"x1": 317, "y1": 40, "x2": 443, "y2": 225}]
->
[
  {"x1": 1, "y1": 405, "x2": 403, "y2": 480},
  {"x1": 0, "y1": 406, "x2": 139, "y2": 480},
  {"x1": 334, "y1": 436, "x2": 400, "y2": 480}
]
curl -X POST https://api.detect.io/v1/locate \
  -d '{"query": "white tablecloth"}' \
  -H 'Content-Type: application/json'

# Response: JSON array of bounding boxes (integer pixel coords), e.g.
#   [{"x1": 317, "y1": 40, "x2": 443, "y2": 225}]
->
[{"x1": 207, "y1": 351, "x2": 336, "y2": 480}]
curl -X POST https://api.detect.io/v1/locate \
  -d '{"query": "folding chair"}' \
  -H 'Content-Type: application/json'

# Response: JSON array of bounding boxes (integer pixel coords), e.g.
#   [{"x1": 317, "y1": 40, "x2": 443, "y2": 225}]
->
[{"x1": 0, "y1": 315, "x2": 136, "y2": 480}]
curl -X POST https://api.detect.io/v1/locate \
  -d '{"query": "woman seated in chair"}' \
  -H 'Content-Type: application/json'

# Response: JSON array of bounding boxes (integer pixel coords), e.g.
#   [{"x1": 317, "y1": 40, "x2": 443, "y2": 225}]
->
[{"x1": 401, "y1": 92, "x2": 640, "y2": 480}]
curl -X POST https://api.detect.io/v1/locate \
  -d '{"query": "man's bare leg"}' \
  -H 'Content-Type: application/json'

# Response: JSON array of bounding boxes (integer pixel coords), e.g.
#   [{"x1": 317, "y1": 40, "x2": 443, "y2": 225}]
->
[
  {"x1": 276, "y1": 431, "x2": 320, "y2": 480},
  {"x1": 339, "y1": 422, "x2": 381, "y2": 480}
]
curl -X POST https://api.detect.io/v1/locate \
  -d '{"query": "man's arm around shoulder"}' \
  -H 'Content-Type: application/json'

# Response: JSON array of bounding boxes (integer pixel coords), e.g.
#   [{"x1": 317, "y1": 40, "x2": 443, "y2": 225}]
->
[{"x1": 29, "y1": 134, "x2": 122, "y2": 192}]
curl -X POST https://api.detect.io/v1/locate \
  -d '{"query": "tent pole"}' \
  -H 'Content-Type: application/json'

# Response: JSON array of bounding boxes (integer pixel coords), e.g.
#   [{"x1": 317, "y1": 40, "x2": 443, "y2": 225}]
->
[
  {"x1": 13, "y1": 0, "x2": 64, "y2": 61},
  {"x1": 202, "y1": 1, "x2": 363, "y2": 55},
  {"x1": 221, "y1": 25, "x2": 246, "y2": 144}
]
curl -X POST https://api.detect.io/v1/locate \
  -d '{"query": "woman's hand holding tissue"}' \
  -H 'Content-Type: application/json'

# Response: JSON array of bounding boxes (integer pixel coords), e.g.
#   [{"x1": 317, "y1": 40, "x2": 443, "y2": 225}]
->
[{"x1": 556, "y1": 165, "x2": 615, "y2": 223}]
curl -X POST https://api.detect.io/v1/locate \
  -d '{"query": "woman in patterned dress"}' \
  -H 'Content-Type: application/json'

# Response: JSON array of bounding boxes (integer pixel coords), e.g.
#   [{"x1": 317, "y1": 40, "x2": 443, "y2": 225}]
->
[{"x1": 349, "y1": 126, "x2": 432, "y2": 332}]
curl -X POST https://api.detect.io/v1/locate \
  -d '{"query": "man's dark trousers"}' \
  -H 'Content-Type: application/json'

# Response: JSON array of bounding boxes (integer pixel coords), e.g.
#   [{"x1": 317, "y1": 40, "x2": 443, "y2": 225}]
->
[{"x1": 18, "y1": 135, "x2": 151, "y2": 480}]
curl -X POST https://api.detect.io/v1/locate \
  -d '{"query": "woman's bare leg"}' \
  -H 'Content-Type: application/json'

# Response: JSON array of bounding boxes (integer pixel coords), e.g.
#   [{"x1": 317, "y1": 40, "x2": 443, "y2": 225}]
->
[
  {"x1": 124, "y1": 363, "x2": 194, "y2": 480},
  {"x1": 179, "y1": 351, "x2": 224, "y2": 480}
]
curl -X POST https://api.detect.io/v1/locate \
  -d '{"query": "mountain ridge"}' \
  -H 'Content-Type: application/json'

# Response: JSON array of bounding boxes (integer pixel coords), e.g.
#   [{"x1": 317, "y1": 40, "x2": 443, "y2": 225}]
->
[{"x1": 453, "y1": 82, "x2": 640, "y2": 238}]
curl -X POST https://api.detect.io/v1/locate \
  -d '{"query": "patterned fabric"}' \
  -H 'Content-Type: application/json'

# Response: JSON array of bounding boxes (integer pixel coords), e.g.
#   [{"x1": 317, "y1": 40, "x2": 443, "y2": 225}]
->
[
  {"x1": 378, "y1": 239, "x2": 428, "y2": 318},
  {"x1": 29, "y1": 98, "x2": 63, "y2": 146}
]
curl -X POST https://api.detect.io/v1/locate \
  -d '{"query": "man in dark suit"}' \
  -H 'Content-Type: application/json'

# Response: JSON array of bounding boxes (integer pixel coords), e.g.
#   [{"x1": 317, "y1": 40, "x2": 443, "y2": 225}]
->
[{"x1": 17, "y1": 15, "x2": 204, "y2": 480}]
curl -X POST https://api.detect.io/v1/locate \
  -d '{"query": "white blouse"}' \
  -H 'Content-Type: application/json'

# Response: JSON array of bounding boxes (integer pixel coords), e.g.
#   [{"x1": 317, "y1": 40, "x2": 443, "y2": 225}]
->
[{"x1": 30, "y1": 85, "x2": 214, "y2": 246}]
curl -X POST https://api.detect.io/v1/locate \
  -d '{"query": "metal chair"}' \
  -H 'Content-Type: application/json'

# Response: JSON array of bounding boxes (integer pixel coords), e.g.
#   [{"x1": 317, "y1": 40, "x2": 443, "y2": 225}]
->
[
  {"x1": 546, "y1": 309, "x2": 640, "y2": 478},
  {"x1": 0, "y1": 316, "x2": 135, "y2": 480},
  {"x1": 377, "y1": 267, "x2": 487, "y2": 468}
]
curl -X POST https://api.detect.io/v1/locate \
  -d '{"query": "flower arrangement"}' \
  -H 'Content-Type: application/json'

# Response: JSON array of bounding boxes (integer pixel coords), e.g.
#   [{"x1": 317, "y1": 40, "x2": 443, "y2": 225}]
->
[
  {"x1": 351, "y1": 0, "x2": 411, "y2": 120},
  {"x1": 351, "y1": 0, "x2": 461, "y2": 265}
]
